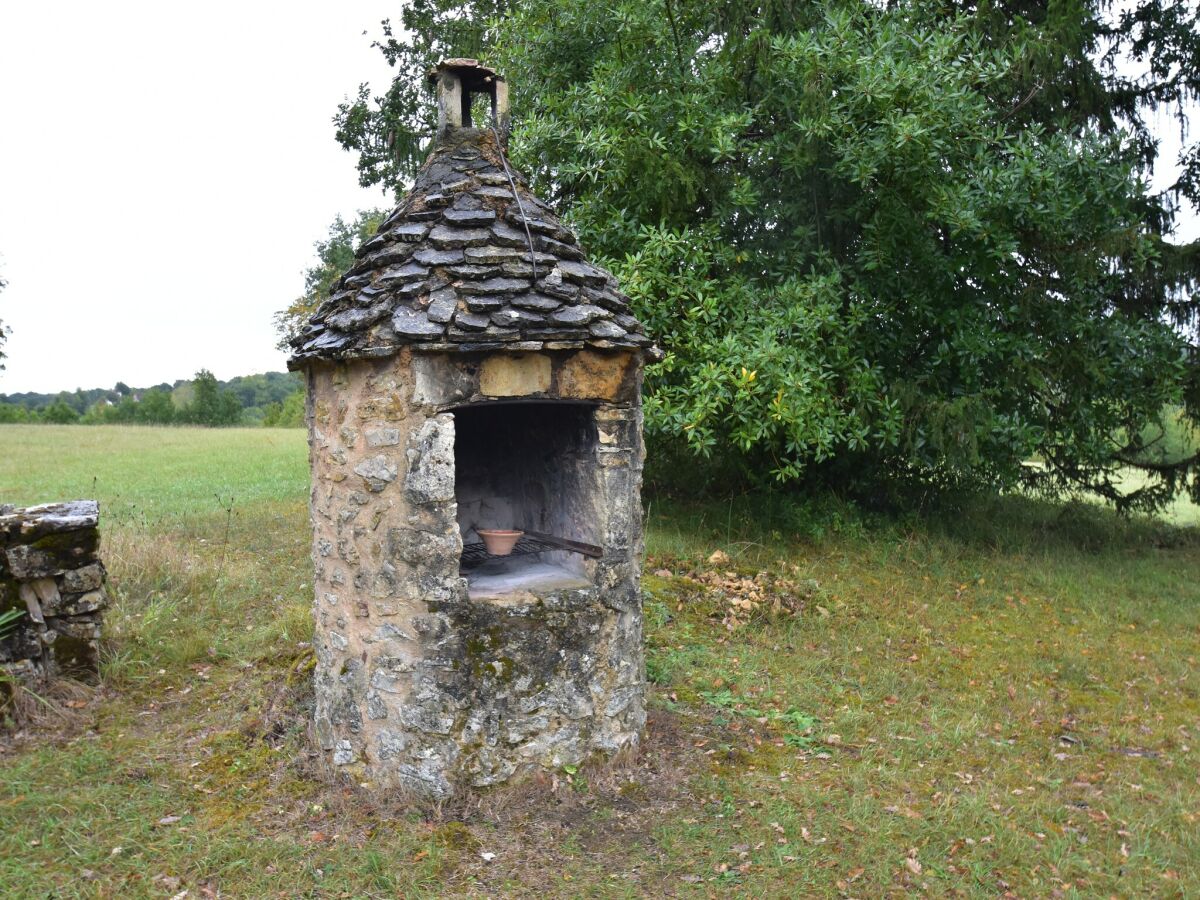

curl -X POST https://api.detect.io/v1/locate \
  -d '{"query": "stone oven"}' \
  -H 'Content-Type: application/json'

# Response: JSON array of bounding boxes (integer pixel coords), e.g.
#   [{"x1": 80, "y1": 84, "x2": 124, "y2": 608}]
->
[{"x1": 288, "y1": 60, "x2": 656, "y2": 797}]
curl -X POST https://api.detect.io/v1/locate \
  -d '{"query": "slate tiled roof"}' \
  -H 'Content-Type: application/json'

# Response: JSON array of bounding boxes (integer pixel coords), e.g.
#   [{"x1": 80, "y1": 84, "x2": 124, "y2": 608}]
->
[{"x1": 289, "y1": 129, "x2": 654, "y2": 366}]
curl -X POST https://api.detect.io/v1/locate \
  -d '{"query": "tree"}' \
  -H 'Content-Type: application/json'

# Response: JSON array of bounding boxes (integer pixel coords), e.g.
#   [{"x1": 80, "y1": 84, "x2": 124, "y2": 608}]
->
[
  {"x1": 262, "y1": 390, "x2": 305, "y2": 427},
  {"x1": 274, "y1": 210, "x2": 387, "y2": 352},
  {"x1": 333, "y1": 0, "x2": 1199, "y2": 510},
  {"x1": 41, "y1": 400, "x2": 80, "y2": 424},
  {"x1": 181, "y1": 370, "x2": 243, "y2": 426},
  {"x1": 136, "y1": 388, "x2": 176, "y2": 425},
  {"x1": 0, "y1": 402, "x2": 30, "y2": 423}
]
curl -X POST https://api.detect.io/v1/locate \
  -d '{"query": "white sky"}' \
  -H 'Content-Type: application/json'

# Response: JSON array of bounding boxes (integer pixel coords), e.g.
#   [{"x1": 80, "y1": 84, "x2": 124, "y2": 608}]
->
[
  {"x1": 0, "y1": 3, "x2": 1195, "y2": 396},
  {"x1": 0, "y1": 1, "x2": 397, "y2": 394}
]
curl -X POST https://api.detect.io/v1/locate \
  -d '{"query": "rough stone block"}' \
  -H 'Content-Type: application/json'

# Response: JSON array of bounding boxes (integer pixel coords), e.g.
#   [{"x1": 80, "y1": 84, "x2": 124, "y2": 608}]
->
[
  {"x1": 353, "y1": 455, "x2": 398, "y2": 492},
  {"x1": 405, "y1": 416, "x2": 456, "y2": 504},
  {"x1": 556, "y1": 351, "x2": 635, "y2": 401},
  {"x1": 0, "y1": 500, "x2": 99, "y2": 542},
  {"x1": 411, "y1": 355, "x2": 474, "y2": 407},
  {"x1": 365, "y1": 428, "x2": 401, "y2": 448},
  {"x1": 4, "y1": 529, "x2": 99, "y2": 580},
  {"x1": 392, "y1": 307, "x2": 444, "y2": 339},
  {"x1": 479, "y1": 353, "x2": 551, "y2": 397}
]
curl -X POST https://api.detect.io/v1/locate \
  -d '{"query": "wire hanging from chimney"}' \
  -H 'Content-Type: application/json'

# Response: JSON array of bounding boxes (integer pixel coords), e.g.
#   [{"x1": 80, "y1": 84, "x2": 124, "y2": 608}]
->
[{"x1": 492, "y1": 126, "x2": 538, "y2": 283}]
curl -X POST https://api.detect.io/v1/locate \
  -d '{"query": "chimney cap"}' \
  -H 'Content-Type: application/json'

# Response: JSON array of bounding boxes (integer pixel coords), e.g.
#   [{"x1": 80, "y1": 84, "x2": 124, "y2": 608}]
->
[{"x1": 427, "y1": 58, "x2": 504, "y2": 90}]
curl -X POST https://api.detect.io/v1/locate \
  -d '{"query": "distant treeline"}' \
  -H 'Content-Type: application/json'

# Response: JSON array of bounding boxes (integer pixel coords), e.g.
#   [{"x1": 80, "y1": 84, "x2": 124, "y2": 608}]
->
[{"x1": 0, "y1": 370, "x2": 304, "y2": 427}]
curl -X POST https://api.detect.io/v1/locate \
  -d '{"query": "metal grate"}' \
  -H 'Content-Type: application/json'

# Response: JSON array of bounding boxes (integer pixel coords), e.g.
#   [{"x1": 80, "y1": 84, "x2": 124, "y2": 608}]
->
[{"x1": 460, "y1": 530, "x2": 602, "y2": 569}]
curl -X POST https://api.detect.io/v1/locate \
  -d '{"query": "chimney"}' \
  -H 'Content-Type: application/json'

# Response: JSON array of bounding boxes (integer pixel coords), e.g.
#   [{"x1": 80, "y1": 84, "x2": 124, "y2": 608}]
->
[{"x1": 427, "y1": 58, "x2": 510, "y2": 143}]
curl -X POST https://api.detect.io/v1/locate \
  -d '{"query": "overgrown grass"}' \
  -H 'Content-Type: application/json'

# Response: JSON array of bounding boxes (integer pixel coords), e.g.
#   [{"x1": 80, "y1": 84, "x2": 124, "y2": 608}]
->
[{"x1": 1, "y1": 425, "x2": 1197, "y2": 896}]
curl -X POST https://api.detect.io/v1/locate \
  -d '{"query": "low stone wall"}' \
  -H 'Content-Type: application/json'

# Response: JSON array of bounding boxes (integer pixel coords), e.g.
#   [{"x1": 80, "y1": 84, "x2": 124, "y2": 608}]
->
[{"x1": 0, "y1": 501, "x2": 108, "y2": 683}]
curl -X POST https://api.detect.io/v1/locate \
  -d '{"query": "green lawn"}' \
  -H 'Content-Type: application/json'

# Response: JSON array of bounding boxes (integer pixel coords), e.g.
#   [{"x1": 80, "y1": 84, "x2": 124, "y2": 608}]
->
[
  {"x1": 1, "y1": 424, "x2": 1198, "y2": 897},
  {"x1": 0, "y1": 425, "x2": 308, "y2": 524}
]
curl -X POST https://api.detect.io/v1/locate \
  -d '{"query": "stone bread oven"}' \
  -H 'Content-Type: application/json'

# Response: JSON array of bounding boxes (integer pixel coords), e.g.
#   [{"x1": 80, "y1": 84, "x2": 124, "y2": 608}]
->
[{"x1": 289, "y1": 60, "x2": 656, "y2": 797}]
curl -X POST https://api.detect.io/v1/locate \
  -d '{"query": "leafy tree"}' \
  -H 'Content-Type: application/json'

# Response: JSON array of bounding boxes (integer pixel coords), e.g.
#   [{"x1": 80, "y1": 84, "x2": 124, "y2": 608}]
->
[
  {"x1": 0, "y1": 402, "x2": 31, "y2": 423},
  {"x1": 81, "y1": 400, "x2": 118, "y2": 424},
  {"x1": 334, "y1": 0, "x2": 1199, "y2": 510},
  {"x1": 261, "y1": 390, "x2": 305, "y2": 427},
  {"x1": 224, "y1": 371, "x2": 303, "y2": 409},
  {"x1": 181, "y1": 370, "x2": 242, "y2": 426},
  {"x1": 41, "y1": 400, "x2": 80, "y2": 424},
  {"x1": 136, "y1": 388, "x2": 176, "y2": 425},
  {"x1": 274, "y1": 211, "x2": 387, "y2": 352}
]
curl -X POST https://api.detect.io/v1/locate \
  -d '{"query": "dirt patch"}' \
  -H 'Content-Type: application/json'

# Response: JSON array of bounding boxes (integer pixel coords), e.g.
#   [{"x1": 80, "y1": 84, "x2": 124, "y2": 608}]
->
[
  {"x1": 417, "y1": 706, "x2": 713, "y2": 895},
  {"x1": 251, "y1": 672, "x2": 724, "y2": 896}
]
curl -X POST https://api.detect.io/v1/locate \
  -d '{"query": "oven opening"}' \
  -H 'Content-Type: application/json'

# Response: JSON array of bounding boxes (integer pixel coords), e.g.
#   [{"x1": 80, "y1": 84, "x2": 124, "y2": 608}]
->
[{"x1": 453, "y1": 402, "x2": 601, "y2": 598}]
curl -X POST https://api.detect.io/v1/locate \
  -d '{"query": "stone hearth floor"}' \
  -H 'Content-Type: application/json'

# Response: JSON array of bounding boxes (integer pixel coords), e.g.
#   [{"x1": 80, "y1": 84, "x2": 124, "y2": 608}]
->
[{"x1": 464, "y1": 557, "x2": 591, "y2": 599}]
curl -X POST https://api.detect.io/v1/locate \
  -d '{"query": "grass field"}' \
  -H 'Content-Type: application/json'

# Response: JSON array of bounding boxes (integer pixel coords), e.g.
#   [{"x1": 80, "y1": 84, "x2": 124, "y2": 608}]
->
[{"x1": 1, "y1": 425, "x2": 1198, "y2": 897}]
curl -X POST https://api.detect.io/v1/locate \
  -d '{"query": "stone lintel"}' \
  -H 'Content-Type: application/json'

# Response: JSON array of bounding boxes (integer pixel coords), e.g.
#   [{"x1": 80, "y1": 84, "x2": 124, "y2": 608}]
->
[{"x1": 479, "y1": 353, "x2": 552, "y2": 397}]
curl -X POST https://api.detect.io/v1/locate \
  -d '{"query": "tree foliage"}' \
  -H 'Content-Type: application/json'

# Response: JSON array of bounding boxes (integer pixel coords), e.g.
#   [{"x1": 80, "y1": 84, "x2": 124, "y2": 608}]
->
[
  {"x1": 1, "y1": 371, "x2": 304, "y2": 427},
  {"x1": 177, "y1": 370, "x2": 243, "y2": 426},
  {"x1": 40, "y1": 400, "x2": 80, "y2": 424},
  {"x1": 274, "y1": 210, "x2": 387, "y2": 352},
  {"x1": 333, "y1": 0, "x2": 1200, "y2": 510},
  {"x1": 261, "y1": 390, "x2": 305, "y2": 427}
]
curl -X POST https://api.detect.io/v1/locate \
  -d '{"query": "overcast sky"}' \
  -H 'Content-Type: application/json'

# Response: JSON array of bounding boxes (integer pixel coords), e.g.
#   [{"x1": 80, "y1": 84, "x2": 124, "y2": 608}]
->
[
  {"x1": 0, "y1": 4, "x2": 1195, "y2": 396},
  {"x1": 0, "y1": 1, "x2": 397, "y2": 394}
]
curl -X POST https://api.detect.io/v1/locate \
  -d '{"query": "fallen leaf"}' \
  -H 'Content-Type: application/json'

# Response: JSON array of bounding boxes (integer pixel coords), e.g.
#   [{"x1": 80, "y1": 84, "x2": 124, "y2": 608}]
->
[
  {"x1": 480, "y1": 851, "x2": 496, "y2": 862},
  {"x1": 905, "y1": 857, "x2": 923, "y2": 875},
  {"x1": 708, "y1": 550, "x2": 730, "y2": 565},
  {"x1": 157, "y1": 816, "x2": 182, "y2": 826}
]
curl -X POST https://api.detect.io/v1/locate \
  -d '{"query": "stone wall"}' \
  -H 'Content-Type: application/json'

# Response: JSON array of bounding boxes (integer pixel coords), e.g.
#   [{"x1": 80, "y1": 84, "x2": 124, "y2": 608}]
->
[
  {"x1": 0, "y1": 501, "x2": 108, "y2": 684},
  {"x1": 303, "y1": 347, "x2": 646, "y2": 796}
]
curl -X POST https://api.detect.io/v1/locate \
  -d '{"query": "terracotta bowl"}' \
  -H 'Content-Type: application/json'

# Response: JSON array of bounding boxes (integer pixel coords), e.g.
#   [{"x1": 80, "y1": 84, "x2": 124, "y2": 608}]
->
[{"x1": 477, "y1": 529, "x2": 524, "y2": 556}]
